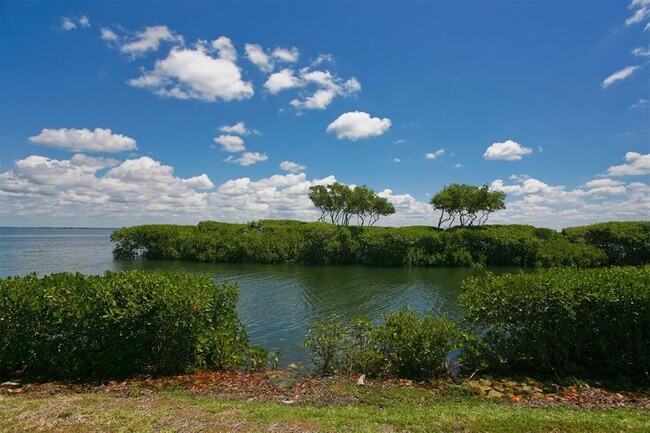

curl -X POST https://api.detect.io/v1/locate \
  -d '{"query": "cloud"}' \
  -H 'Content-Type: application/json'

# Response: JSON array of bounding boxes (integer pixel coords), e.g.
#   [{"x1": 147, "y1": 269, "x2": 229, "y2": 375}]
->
[
  {"x1": 272, "y1": 47, "x2": 299, "y2": 63},
  {"x1": 393, "y1": 139, "x2": 406, "y2": 144},
  {"x1": 2, "y1": 154, "x2": 648, "y2": 228},
  {"x1": 214, "y1": 135, "x2": 245, "y2": 152},
  {"x1": 483, "y1": 140, "x2": 533, "y2": 161},
  {"x1": 225, "y1": 152, "x2": 268, "y2": 166},
  {"x1": 326, "y1": 111, "x2": 391, "y2": 141},
  {"x1": 584, "y1": 178, "x2": 625, "y2": 188},
  {"x1": 312, "y1": 53, "x2": 335, "y2": 67},
  {"x1": 211, "y1": 36, "x2": 237, "y2": 62},
  {"x1": 59, "y1": 16, "x2": 90, "y2": 31},
  {"x1": 208, "y1": 173, "x2": 337, "y2": 222},
  {"x1": 583, "y1": 178, "x2": 627, "y2": 196},
  {"x1": 509, "y1": 174, "x2": 531, "y2": 182},
  {"x1": 626, "y1": 2, "x2": 650, "y2": 26},
  {"x1": 486, "y1": 174, "x2": 650, "y2": 228},
  {"x1": 394, "y1": 158, "x2": 401, "y2": 163},
  {"x1": 218, "y1": 121, "x2": 254, "y2": 136},
  {"x1": 100, "y1": 27, "x2": 119, "y2": 41},
  {"x1": 631, "y1": 98, "x2": 648, "y2": 108},
  {"x1": 0, "y1": 155, "x2": 215, "y2": 223},
  {"x1": 632, "y1": 46, "x2": 650, "y2": 57},
  {"x1": 60, "y1": 17, "x2": 76, "y2": 31},
  {"x1": 264, "y1": 69, "x2": 302, "y2": 94},
  {"x1": 292, "y1": 89, "x2": 337, "y2": 110},
  {"x1": 245, "y1": 43, "x2": 274, "y2": 73},
  {"x1": 607, "y1": 152, "x2": 650, "y2": 176},
  {"x1": 289, "y1": 69, "x2": 361, "y2": 110},
  {"x1": 120, "y1": 25, "x2": 184, "y2": 57},
  {"x1": 128, "y1": 42, "x2": 254, "y2": 102},
  {"x1": 602, "y1": 66, "x2": 640, "y2": 88},
  {"x1": 182, "y1": 174, "x2": 215, "y2": 189},
  {"x1": 28, "y1": 128, "x2": 137, "y2": 153},
  {"x1": 279, "y1": 161, "x2": 307, "y2": 173},
  {"x1": 424, "y1": 149, "x2": 445, "y2": 160},
  {"x1": 452, "y1": 163, "x2": 462, "y2": 169}
]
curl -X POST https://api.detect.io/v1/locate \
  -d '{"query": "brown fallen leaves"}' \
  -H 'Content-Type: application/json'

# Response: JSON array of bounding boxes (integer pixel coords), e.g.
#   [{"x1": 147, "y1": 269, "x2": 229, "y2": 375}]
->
[{"x1": 1, "y1": 372, "x2": 648, "y2": 410}]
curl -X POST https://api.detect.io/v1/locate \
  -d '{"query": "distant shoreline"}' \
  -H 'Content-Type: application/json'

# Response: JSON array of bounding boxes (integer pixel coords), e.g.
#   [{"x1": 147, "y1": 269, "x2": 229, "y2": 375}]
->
[{"x1": 0, "y1": 227, "x2": 117, "y2": 230}]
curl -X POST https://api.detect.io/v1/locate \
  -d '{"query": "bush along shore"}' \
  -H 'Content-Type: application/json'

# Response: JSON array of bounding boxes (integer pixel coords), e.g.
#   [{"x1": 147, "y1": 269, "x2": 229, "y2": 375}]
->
[
  {"x1": 0, "y1": 271, "x2": 268, "y2": 380},
  {"x1": 1, "y1": 267, "x2": 649, "y2": 432},
  {"x1": 303, "y1": 266, "x2": 649, "y2": 385},
  {"x1": 2, "y1": 266, "x2": 648, "y2": 387},
  {"x1": 111, "y1": 220, "x2": 649, "y2": 267}
]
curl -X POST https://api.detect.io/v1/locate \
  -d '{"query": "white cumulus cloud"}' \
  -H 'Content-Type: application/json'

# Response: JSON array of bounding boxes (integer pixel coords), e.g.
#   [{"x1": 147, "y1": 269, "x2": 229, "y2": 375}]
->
[
  {"x1": 326, "y1": 111, "x2": 391, "y2": 141},
  {"x1": 483, "y1": 140, "x2": 532, "y2": 161},
  {"x1": 0, "y1": 155, "x2": 215, "y2": 224},
  {"x1": 279, "y1": 161, "x2": 307, "y2": 173},
  {"x1": 100, "y1": 27, "x2": 119, "y2": 41},
  {"x1": 607, "y1": 152, "x2": 650, "y2": 176},
  {"x1": 225, "y1": 152, "x2": 268, "y2": 166},
  {"x1": 424, "y1": 149, "x2": 445, "y2": 160},
  {"x1": 245, "y1": 43, "x2": 274, "y2": 73},
  {"x1": 120, "y1": 25, "x2": 184, "y2": 57},
  {"x1": 218, "y1": 121, "x2": 253, "y2": 136},
  {"x1": 211, "y1": 36, "x2": 237, "y2": 62},
  {"x1": 290, "y1": 70, "x2": 361, "y2": 110},
  {"x1": 214, "y1": 135, "x2": 246, "y2": 152},
  {"x1": 60, "y1": 17, "x2": 76, "y2": 31},
  {"x1": 128, "y1": 42, "x2": 254, "y2": 102},
  {"x1": 28, "y1": 128, "x2": 137, "y2": 153},
  {"x1": 272, "y1": 47, "x2": 299, "y2": 63},
  {"x1": 183, "y1": 174, "x2": 215, "y2": 189},
  {"x1": 264, "y1": 69, "x2": 302, "y2": 94}
]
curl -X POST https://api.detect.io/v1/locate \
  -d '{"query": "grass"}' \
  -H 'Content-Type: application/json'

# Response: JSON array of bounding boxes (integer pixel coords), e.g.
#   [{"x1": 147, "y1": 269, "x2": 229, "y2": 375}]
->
[{"x1": 2, "y1": 384, "x2": 648, "y2": 433}]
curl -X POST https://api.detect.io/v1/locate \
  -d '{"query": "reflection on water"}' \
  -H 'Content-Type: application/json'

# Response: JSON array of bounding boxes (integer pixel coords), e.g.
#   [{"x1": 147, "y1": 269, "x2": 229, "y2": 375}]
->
[
  {"x1": 0, "y1": 227, "x2": 517, "y2": 365},
  {"x1": 113, "y1": 260, "x2": 489, "y2": 364}
]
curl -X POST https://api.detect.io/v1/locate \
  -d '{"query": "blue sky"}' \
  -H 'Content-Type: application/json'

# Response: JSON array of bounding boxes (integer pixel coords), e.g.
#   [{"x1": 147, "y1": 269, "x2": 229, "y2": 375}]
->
[{"x1": 1, "y1": 0, "x2": 648, "y2": 228}]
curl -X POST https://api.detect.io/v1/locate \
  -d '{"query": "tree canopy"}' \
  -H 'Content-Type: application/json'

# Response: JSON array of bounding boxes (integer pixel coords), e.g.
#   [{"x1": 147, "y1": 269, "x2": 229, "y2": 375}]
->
[
  {"x1": 430, "y1": 184, "x2": 506, "y2": 228},
  {"x1": 308, "y1": 182, "x2": 395, "y2": 226}
]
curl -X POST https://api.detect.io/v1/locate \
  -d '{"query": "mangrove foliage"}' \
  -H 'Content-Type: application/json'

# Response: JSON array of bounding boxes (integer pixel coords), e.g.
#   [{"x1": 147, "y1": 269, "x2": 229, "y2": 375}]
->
[
  {"x1": 303, "y1": 266, "x2": 650, "y2": 382},
  {"x1": 111, "y1": 220, "x2": 649, "y2": 267},
  {"x1": 0, "y1": 271, "x2": 266, "y2": 380}
]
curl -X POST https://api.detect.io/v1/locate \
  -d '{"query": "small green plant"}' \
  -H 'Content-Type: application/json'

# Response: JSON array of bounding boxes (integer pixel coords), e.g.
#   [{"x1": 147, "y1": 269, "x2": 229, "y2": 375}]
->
[
  {"x1": 303, "y1": 316, "x2": 347, "y2": 375},
  {"x1": 246, "y1": 346, "x2": 272, "y2": 371},
  {"x1": 303, "y1": 307, "x2": 460, "y2": 380}
]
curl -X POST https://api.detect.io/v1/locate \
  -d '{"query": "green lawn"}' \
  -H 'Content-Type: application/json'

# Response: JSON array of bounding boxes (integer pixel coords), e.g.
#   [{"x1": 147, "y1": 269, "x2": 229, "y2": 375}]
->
[{"x1": 2, "y1": 385, "x2": 648, "y2": 433}]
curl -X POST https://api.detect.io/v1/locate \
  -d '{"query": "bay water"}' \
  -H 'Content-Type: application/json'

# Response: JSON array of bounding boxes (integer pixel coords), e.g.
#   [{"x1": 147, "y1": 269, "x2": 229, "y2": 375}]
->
[{"x1": 0, "y1": 227, "x2": 504, "y2": 365}]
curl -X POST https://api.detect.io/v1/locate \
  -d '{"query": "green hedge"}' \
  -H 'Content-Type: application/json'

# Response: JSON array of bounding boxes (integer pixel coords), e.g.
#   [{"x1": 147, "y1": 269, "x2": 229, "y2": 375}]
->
[
  {"x1": 562, "y1": 221, "x2": 650, "y2": 266},
  {"x1": 459, "y1": 266, "x2": 650, "y2": 379},
  {"x1": 110, "y1": 220, "x2": 630, "y2": 268},
  {"x1": 0, "y1": 271, "x2": 264, "y2": 380}
]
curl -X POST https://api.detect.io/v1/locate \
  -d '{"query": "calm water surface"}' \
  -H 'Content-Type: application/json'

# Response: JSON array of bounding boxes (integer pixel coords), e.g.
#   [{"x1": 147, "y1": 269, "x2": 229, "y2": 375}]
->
[{"x1": 0, "y1": 227, "x2": 513, "y2": 365}]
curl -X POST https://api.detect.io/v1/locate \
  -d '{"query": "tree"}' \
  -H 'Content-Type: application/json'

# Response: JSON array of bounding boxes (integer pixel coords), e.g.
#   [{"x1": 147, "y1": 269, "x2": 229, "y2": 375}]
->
[
  {"x1": 430, "y1": 184, "x2": 505, "y2": 229},
  {"x1": 309, "y1": 182, "x2": 395, "y2": 226}
]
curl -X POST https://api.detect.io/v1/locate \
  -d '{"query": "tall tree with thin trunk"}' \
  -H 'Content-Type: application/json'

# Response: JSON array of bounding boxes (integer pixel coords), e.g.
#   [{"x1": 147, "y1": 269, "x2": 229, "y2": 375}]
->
[{"x1": 430, "y1": 184, "x2": 505, "y2": 229}]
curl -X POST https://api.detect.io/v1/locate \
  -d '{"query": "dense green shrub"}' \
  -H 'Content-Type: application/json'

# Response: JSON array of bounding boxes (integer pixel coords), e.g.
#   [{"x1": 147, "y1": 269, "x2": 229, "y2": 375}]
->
[
  {"x1": 459, "y1": 266, "x2": 650, "y2": 380},
  {"x1": 0, "y1": 271, "x2": 265, "y2": 380},
  {"x1": 112, "y1": 220, "x2": 623, "y2": 268},
  {"x1": 562, "y1": 221, "x2": 650, "y2": 265},
  {"x1": 303, "y1": 307, "x2": 460, "y2": 380}
]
